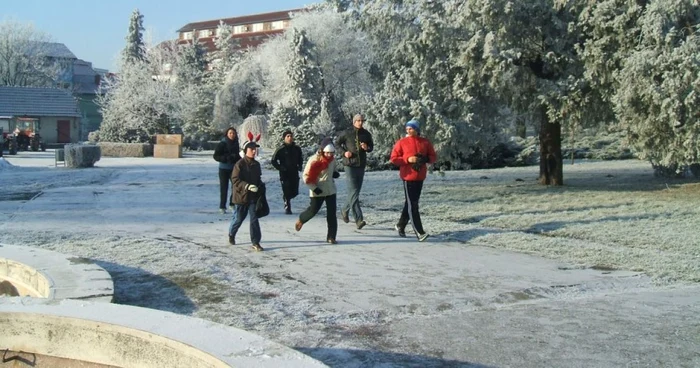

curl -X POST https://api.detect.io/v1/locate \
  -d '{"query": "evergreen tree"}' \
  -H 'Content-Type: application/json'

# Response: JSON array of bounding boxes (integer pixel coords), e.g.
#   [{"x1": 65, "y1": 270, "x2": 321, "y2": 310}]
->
[
  {"x1": 355, "y1": 0, "x2": 505, "y2": 166},
  {"x1": 450, "y1": 0, "x2": 593, "y2": 184},
  {"x1": 287, "y1": 28, "x2": 324, "y2": 123},
  {"x1": 611, "y1": 0, "x2": 699, "y2": 174},
  {"x1": 174, "y1": 37, "x2": 216, "y2": 142},
  {"x1": 267, "y1": 105, "x2": 297, "y2": 147},
  {"x1": 122, "y1": 9, "x2": 146, "y2": 64},
  {"x1": 210, "y1": 21, "x2": 240, "y2": 88}
]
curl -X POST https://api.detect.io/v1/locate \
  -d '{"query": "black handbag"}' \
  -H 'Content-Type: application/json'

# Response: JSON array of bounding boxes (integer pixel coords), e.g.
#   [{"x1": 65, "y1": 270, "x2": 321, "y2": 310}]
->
[{"x1": 255, "y1": 183, "x2": 270, "y2": 218}]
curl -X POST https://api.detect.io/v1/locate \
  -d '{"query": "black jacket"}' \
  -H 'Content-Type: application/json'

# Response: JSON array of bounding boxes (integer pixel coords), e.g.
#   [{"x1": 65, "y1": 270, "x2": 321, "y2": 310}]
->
[
  {"x1": 213, "y1": 138, "x2": 240, "y2": 170},
  {"x1": 271, "y1": 143, "x2": 303, "y2": 177},
  {"x1": 337, "y1": 127, "x2": 374, "y2": 168}
]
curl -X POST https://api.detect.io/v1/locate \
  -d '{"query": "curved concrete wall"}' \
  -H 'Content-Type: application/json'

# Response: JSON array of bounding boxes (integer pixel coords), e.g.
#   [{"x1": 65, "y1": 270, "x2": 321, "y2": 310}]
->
[
  {"x1": 0, "y1": 298, "x2": 327, "y2": 368},
  {"x1": 0, "y1": 244, "x2": 113, "y2": 302},
  {"x1": 0, "y1": 258, "x2": 52, "y2": 297}
]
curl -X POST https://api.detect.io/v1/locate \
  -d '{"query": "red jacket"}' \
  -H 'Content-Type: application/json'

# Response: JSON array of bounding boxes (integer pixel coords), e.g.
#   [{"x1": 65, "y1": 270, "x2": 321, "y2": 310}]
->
[{"x1": 390, "y1": 135, "x2": 437, "y2": 181}]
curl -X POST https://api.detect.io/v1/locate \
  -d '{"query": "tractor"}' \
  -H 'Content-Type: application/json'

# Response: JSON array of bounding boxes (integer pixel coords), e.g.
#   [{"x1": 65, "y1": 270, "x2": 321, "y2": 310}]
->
[{"x1": 12, "y1": 119, "x2": 46, "y2": 152}]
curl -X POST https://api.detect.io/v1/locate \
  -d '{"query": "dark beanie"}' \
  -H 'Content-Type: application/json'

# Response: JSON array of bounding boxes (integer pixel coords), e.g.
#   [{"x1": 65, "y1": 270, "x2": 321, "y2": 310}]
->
[{"x1": 282, "y1": 130, "x2": 293, "y2": 140}]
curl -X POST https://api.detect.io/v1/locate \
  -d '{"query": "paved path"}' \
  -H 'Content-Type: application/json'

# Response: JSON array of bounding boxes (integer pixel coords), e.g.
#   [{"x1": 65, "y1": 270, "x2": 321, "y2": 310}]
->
[{"x1": 1, "y1": 151, "x2": 698, "y2": 367}]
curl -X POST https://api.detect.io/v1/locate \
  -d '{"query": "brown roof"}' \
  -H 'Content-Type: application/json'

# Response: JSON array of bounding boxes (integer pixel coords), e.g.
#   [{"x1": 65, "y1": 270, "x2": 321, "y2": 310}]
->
[{"x1": 176, "y1": 9, "x2": 304, "y2": 33}]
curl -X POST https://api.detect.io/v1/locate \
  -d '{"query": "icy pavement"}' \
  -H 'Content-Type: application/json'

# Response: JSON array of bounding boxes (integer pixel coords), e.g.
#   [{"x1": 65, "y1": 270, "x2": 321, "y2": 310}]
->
[{"x1": 1, "y1": 150, "x2": 698, "y2": 367}]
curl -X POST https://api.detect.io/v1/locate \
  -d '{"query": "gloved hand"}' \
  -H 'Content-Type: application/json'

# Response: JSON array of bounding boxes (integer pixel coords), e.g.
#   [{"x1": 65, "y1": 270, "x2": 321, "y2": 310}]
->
[
  {"x1": 417, "y1": 154, "x2": 429, "y2": 165},
  {"x1": 411, "y1": 163, "x2": 422, "y2": 172},
  {"x1": 247, "y1": 184, "x2": 259, "y2": 193},
  {"x1": 332, "y1": 171, "x2": 340, "y2": 179},
  {"x1": 313, "y1": 187, "x2": 323, "y2": 195}
]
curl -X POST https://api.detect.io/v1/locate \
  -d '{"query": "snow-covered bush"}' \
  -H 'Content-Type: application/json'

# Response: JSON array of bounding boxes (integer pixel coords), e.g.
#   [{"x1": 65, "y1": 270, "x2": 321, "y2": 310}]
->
[{"x1": 65, "y1": 144, "x2": 101, "y2": 168}]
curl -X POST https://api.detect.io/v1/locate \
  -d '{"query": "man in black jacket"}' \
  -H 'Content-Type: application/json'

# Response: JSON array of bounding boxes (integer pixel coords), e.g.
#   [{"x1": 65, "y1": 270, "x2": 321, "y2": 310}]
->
[
  {"x1": 271, "y1": 130, "x2": 303, "y2": 214},
  {"x1": 336, "y1": 114, "x2": 374, "y2": 229}
]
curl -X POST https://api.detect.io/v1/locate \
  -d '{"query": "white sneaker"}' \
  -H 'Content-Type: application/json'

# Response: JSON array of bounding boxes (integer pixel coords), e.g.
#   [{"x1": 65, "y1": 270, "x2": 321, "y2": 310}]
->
[
  {"x1": 219, "y1": 208, "x2": 226, "y2": 214},
  {"x1": 418, "y1": 233, "x2": 430, "y2": 242}
]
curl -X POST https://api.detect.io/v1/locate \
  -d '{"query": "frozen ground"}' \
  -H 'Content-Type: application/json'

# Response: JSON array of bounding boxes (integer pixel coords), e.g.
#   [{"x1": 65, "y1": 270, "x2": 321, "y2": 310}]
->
[{"x1": 1, "y1": 150, "x2": 699, "y2": 367}]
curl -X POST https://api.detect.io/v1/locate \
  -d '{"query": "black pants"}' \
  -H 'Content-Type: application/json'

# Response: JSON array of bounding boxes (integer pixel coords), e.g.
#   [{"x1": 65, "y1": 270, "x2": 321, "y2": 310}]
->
[
  {"x1": 280, "y1": 173, "x2": 300, "y2": 202},
  {"x1": 218, "y1": 168, "x2": 233, "y2": 209},
  {"x1": 397, "y1": 180, "x2": 425, "y2": 236},
  {"x1": 299, "y1": 194, "x2": 337, "y2": 240}
]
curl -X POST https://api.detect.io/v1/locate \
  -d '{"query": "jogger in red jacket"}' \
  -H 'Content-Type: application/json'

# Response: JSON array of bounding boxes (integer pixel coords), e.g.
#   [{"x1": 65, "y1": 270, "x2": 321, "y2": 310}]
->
[{"x1": 389, "y1": 119, "x2": 437, "y2": 242}]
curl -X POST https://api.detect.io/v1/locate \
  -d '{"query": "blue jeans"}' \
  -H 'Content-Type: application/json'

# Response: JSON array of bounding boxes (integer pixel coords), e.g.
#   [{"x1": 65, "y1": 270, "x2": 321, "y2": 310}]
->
[
  {"x1": 228, "y1": 200, "x2": 261, "y2": 244},
  {"x1": 342, "y1": 166, "x2": 365, "y2": 223}
]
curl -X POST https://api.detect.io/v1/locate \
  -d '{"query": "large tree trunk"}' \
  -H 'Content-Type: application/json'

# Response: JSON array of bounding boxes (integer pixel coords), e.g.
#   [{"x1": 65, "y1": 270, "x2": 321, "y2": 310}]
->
[{"x1": 538, "y1": 113, "x2": 563, "y2": 185}]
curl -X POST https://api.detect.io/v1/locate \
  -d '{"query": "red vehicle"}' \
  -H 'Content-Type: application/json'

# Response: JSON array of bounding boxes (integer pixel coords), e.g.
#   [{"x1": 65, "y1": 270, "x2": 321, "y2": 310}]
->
[{"x1": 1, "y1": 118, "x2": 45, "y2": 155}]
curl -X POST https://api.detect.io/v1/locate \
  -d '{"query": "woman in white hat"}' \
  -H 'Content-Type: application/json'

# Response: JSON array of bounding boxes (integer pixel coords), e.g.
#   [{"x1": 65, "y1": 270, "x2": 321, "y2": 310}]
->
[{"x1": 295, "y1": 137, "x2": 341, "y2": 244}]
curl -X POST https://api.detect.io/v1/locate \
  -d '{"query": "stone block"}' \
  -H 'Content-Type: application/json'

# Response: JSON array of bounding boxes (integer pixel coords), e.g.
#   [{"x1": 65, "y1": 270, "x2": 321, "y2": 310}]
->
[
  {"x1": 155, "y1": 134, "x2": 183, "y2": 145},
  {"x1": 154, "y1": 144, "x2": 182, "y2": 159}
]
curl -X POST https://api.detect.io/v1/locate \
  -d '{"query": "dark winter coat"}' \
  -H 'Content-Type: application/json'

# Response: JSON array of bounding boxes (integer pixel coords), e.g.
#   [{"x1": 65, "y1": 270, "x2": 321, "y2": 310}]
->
[
  {"x1": 213, "y1": 137, "x2": 240, "y2": 170},
  {"x1": 336, "y1": 127, "x2": 374, "y2": 168},
  {"x1": 231, "y1": 157, "x2": 263, "y2": 205},
  {"x1": 271, "y1": 142, "x2": 303, "y2": 178}
]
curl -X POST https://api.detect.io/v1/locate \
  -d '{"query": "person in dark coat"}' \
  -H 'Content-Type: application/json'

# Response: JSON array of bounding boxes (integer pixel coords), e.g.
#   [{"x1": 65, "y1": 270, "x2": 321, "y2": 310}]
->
[
  {"x1": 271, "y1": 130, "x2": 303, "y2": 214},
  {"x1": 336, "y1": 114, "x2": 374, "y2": 229},
  {"x1": 228, "y1": 134, "x2": 264, "y2": 251},
  {"x1": 213, "y1": 127, "x2": 240, "y2": 214}
]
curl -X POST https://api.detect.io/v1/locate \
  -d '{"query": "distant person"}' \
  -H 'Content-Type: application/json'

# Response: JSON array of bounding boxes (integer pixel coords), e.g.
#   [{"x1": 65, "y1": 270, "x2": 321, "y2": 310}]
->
[
  {"x1": 390, "y1": 119, "x2": 437, "y2": 242},
  {"x1": 271, "y1": 130, "x2": 303, "y2": 214},
  {"x1": 213, "y1": 127, "x2": 240, "y2": 214},
  {"x1": 336, "y1": 113, "x2": 374, "y2": 229},
  {"x1": 228, "y1": 133, "x2": 264, "y2": 251},
  {"x1": 295, "y1": 138, "x2": 341, "y2": 244}
]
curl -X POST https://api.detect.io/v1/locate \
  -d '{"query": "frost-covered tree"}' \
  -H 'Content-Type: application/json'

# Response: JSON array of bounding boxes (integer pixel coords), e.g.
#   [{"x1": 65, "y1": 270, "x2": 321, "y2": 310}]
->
[
  {"x1": 611, "y1": 1, "x2": 700, "y2": 174},
  {"x1": 267, "y1": 105, "x2": 296, "y2": 146},
  {"x1": 0, "y1": 20, "x2": 62, "y2": 87},
  {"x1": 450, "y1": 0, "x2": 596, "y2": 184},
  {"x1": 172, "y1": 37, "x2": 216, "y2": 142},
  {"x1": 98, "y1": 17, "x2": 177, "y2": 142},
  {"x1": 288, "y1": 28, "x2": 324, "y2": 123},
  {"x1": 219, "y1": 8, "x2": 375, "y2": 149},
  {"x1": 122, "y1": 9, "x2": 146, "y2": 64},
  {"x1": 351, "y1": 0, "x2": 507, "y2": 167},
  {"x1": 97, "y1": 58, "x2": 174, "y2": 142},
  {"x1": 210, "y1": 21, "x2": 240, "y2": 88}
]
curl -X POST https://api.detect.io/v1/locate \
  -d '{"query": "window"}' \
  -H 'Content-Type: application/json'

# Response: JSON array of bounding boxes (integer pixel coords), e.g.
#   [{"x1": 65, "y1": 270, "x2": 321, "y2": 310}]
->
[
  {"x1": 271, "y1": 21, "x2": 284, "y2": 30},
  {"x1": 182, "y1": 31, "x2": 193, "y2": 40},
  {"x1": 233, "y1": 25, "x2": 247, "y2": 34},
  {"x1": 198, "y1": 29, "x2": 212, "y2": 38},
  {"x1": 252, "y1": 23, "x2": 263, "y2": 32}
]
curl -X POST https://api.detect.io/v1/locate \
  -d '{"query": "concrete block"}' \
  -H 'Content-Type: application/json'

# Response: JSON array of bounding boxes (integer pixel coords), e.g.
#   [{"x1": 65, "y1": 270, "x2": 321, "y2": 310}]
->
[
  {"x1": 155, "y1": 134, "x2": 183, "y2": 145},
  {"x1": 154, "y1": 144, "x2": 182, "y2": 159}
]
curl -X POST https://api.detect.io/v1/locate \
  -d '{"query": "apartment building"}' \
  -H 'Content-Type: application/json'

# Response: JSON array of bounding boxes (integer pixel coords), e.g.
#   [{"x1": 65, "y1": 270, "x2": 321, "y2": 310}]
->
[{"x1": 175, "y1": 9, "x2": 303, "y2": 53}]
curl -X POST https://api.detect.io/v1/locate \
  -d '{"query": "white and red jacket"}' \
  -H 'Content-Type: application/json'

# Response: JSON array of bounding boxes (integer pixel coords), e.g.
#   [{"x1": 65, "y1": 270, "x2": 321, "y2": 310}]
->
[{"x1": 390, "y1": 135, "x2": 437, "y2": 181}]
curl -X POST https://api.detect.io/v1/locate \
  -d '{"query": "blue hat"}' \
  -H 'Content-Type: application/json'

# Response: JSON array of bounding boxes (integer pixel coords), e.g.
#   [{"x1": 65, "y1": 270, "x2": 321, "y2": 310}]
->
[{"x1": 405, "y1": 119, "x2": 420, "y2": 134}]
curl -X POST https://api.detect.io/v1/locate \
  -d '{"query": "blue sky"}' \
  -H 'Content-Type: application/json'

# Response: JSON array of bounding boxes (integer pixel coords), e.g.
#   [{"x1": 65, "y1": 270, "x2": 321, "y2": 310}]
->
[{"x1": 4, "y1": 0, "x2": 312, "y2": 71}]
